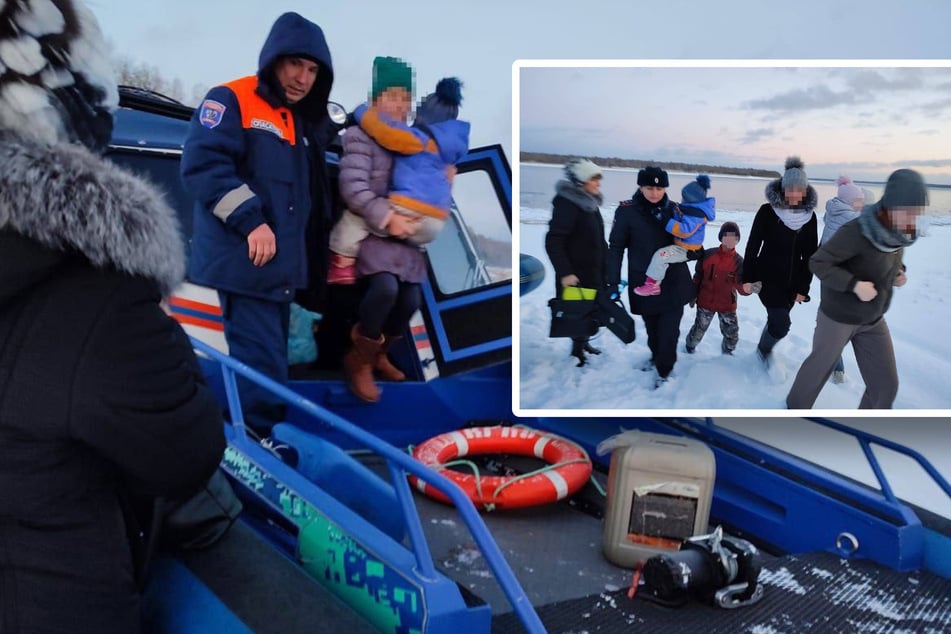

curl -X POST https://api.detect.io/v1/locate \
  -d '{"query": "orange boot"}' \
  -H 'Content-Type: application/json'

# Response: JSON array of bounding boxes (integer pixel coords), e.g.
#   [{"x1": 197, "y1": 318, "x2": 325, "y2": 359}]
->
[
  {"x1": 343, "y1": 324, "x2": 383, "y2": 402},
  {"x1": 375, "y1": 336, "x2": 406, "y2": 381}
]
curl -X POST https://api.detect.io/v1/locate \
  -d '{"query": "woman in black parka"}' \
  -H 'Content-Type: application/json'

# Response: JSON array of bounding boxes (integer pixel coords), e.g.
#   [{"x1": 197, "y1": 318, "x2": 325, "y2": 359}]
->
[
  {"x1": 545, "y1": 159, "x2": 607, "y2": 366},
  {"x1": 607, "y1": 167, "x2": 696, "y2": 387},
  {"x1": 0, "y1": 3, "x2": 225, "y2": 632},
  {"x1": 742, "y1": 157, "x2": 819, "y2": 366}
]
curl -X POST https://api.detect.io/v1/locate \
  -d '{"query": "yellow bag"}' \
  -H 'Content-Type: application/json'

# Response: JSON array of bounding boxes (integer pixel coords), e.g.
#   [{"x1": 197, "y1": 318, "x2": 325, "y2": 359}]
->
[{"x1": 561, "y1": 286, "x2": 597, "y2": 300}]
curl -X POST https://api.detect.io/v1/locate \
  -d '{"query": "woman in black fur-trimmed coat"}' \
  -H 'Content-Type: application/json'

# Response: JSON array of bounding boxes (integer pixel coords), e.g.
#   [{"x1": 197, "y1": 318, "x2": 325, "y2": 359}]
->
[
  {"x1": 0, "y1": 3, "x2": 225, "y2": 632},
  {"x1": 545, "y1": 159, "x2": 607, "y2": 368},
  {"x1": 742, "y1": 157, "x2": 819, "y2": 365},
  {"x1": 545, "y1": 159, "x2": 608, "y2": 366}
]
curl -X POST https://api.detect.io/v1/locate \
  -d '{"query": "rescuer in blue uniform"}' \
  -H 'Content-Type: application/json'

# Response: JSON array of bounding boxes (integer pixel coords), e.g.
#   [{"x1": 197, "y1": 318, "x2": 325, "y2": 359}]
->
[{"x1": 182, "y1": 12, "x2": 334, "y2": 433}]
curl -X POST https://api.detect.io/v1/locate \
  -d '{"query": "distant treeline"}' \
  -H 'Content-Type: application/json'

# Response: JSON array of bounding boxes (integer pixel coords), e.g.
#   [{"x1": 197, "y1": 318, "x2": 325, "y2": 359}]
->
[{"x1": 520, "y1": 152, "x2": 780, "y2": 179}]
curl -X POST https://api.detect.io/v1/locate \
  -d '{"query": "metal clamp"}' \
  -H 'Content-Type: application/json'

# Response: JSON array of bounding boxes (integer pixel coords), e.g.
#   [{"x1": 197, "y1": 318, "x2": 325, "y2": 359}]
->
[{"x1": 715, "y1": 582, "x2": 765, "y2": 609}]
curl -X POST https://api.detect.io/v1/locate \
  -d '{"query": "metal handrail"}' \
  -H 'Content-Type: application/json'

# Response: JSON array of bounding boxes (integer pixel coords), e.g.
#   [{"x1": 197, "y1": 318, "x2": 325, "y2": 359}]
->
[
  {"x1": 805, "y1": 417, "x2": 951, "y2": 506},
  {"x1": 191, "y1": 337, "x2": 545, "y2": 633},
  {"x1": 697, "y1": 416, "x2": 951, "y2": 512}
]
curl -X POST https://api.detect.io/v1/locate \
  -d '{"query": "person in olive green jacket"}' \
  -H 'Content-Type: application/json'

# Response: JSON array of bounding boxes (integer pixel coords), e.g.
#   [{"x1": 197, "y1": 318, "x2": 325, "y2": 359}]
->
[{"x1": 786, "y1": 169, "x2": 929, "y2": 409}]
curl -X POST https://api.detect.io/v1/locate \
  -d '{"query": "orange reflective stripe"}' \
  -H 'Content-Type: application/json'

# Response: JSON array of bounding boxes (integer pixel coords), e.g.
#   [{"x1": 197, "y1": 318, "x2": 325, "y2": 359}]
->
[
  {"x1": 390, "y1": 193, "x2": 449, "y2": 220},
  {"x1": 222, "y1": 76, "x2": 296, "y2": 145}
]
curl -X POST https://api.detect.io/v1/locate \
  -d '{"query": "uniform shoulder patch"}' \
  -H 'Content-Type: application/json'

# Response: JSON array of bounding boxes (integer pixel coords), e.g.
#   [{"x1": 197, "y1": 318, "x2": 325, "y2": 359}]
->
[
  {"x1": 199, "y1": 99, "x2": 227, "y2": 129},
  {"x1": 618, "y1": 199, "x2": 634, "y2": 207}
]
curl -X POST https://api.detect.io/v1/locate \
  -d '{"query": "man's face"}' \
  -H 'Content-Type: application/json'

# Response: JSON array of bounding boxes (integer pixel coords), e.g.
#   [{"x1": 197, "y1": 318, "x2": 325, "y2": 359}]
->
[
  {"x1": 640, "y1": 185, "x2": 666, "y2": 204},
  {"x1": 888, "y1": 206, "x2": 926, "y2": 239},
  {"x1": 720, "y1": 233, "x2": 739, "y2": 250},
  {"x1": 375, "y1": 87, "x2": 412, "y2": 122},
  {"x1": 275, "y1": 57, "x2": 319, "y2": 104}
]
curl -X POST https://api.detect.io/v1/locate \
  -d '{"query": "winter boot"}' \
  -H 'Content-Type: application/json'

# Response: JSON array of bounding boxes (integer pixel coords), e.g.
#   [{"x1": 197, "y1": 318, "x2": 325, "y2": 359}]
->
[
  {"x1": 756, "y1": 326, "x2": 781, "y2": 367},
  {"x1": 634, "y1": 277, "x2": 661, "y2": 297},
  {"x1": 343, "y1": 324, "x2": 383, "y2": 402},
  {"x1": 375, "y1": 335, "x2": 406, "y2": 381},
  {"x1": 570, "y1": 339, "x2": 587, "y2": 367},
  {"x1": 583, "y1": 341, "x2": 602, "y2": 355}
]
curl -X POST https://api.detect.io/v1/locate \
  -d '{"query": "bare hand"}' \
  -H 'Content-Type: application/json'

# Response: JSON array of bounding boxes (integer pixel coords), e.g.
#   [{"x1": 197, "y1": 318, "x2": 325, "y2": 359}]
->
[
  {"x1": 894, "y1": 270, "x2": 908, "y2": 287},
  {"x1": 742, "y1": 282, "x2": 753, "y2": 294},
  {"x1": 446, "y1": 164, "x2": 457, "y2": 184},
  {"x1": 386, "y1": 212, "x2": 421, "y2": 239},
  {"x1": 248, "y1": 223, "x2": 276, "y2": 266},
  {"x1": 854, "y1": 280, "x2": 878, "y2": 302},
  {"x1": 795, "y1": 293, "x2": 807, "y2": 304},
  {"x1": 561, "y1": 274, "x2": 580, "y2": 288}
]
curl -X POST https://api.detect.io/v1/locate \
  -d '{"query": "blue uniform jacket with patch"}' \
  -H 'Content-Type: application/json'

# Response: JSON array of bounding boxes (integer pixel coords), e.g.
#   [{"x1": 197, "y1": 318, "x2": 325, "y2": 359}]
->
[{"x1": 181, "y1": 12, "x2": 333, "y2": 302}]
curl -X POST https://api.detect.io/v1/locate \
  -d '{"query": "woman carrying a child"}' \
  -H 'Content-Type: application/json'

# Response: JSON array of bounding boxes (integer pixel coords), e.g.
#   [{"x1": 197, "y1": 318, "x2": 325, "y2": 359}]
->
[
  {"x1": 607, "y1": 167, "x2": 696, "y2": 388},
  {"x1": 335, "y1": 56, "x2": 469, "y2": 402}
]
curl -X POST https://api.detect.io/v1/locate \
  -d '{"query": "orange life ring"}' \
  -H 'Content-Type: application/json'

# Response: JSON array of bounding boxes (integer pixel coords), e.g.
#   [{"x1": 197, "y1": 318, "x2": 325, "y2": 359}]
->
[{"x1": 409, "y1": 426, "x2": 592, "y2": 510}]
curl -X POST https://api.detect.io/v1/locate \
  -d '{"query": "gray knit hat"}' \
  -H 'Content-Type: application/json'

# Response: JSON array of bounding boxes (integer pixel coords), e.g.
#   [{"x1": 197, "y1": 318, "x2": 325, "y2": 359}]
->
[
  {"x1": 881, "y1": 169, "x2": 929, "y2": 209},
  {"x1": 781, "y1": 156, "x2": 808, "y2": 191}
]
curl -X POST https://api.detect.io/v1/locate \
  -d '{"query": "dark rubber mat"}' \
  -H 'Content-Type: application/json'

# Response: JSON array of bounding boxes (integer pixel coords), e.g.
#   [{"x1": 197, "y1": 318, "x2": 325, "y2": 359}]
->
[
  {"x1": 177, "y1": 520, "x2": 377, "y2": 634},
  {"x1": 491, "y1": 550, "x2": 951, "y2": 633}
]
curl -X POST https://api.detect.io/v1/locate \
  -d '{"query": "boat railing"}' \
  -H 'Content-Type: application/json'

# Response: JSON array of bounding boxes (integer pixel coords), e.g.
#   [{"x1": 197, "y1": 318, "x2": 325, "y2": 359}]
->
[
  {"x1": 695, "y1": 416, "x2": 951, "y2": 516},
  {"x1": 804, "y1": 417, "x2": 951, "y2": 507},
  {"x1": 190, "y1": 337, "x2": 545, "y2": 633}
]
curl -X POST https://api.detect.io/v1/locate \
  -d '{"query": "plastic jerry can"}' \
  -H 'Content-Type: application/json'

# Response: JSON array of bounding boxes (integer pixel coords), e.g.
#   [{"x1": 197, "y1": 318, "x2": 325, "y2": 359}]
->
[{"x1": 602, "y1": 432, "x2": 716, "y2": 568}]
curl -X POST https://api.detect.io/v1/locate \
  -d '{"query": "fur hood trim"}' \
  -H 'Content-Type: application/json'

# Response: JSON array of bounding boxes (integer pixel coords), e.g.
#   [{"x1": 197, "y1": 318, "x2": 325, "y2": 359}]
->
[
  {"x1": 0, "y1": 134, "x2": 184, "y2": 294},
  {"x1": 765, "y1": 178, "x2": 818, "y2": 212}
]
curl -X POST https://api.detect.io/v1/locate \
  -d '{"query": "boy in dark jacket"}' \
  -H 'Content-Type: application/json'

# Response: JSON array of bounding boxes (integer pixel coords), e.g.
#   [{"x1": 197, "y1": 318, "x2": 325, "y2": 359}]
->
[{"x1": 685, "y1": 222, "x2": 755, "y2": 354}]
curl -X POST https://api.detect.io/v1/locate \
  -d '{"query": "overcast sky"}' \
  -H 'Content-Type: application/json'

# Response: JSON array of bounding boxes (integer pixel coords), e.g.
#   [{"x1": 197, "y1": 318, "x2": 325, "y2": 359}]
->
[
  {"x1": 519, "y1": 64, "x2": 951, "y2": 184},
  {"x1": 88, "y1": 0, "x2": 951, "y2": 173}
]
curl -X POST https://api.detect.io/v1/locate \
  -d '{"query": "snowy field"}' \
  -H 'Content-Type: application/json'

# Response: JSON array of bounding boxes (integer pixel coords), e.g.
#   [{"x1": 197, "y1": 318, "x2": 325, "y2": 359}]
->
[{"x1": 516, "y1": 207, "x2": 951, "y2": 414}]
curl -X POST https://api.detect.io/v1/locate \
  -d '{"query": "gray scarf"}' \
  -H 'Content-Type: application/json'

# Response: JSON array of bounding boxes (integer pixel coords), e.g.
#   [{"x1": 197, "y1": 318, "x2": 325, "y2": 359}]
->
[
  {"x1": 858, "y1": 201, "x2": 915, "y2": 252},
  {"x1": 555, "y1": 179, "x2": 603, "y2": 213}
]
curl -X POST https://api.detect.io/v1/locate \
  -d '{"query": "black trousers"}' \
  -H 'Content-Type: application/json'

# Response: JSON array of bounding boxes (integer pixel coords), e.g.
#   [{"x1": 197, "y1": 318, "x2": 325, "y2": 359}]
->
[{"x1": 642, "y1": 305, "x2": 684, "y2": 379}]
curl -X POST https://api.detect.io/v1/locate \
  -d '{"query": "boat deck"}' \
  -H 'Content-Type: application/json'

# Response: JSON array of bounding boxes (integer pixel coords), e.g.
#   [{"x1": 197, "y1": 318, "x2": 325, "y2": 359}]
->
[{"x1": 391, "y1": 460, "x2": 951, "y2": 633}]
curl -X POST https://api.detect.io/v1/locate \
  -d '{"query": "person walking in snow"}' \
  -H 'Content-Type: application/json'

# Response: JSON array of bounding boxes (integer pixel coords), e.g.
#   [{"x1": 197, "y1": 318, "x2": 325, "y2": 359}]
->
[
  {"x1": 634, "y1": 175, "x2": 715, "y2": 297},
  {"x1": 820, "y1": 175, "x2": 865, "y2": 383},
  {"x1": 786, "y1": 169, "x2": 929, "y2": 409},
  {"x1": 607, "y1": 166, "x2": 696, "y2": 388},
  {"x1": 545, "y1": 158, "x2": 607, "y2": 367},
  {"x1": 685, "y1": 221, "x2": 754, "y2": 355},
  {"x1": 742, "y1": 157, "x2": 819, "y2": 368}
]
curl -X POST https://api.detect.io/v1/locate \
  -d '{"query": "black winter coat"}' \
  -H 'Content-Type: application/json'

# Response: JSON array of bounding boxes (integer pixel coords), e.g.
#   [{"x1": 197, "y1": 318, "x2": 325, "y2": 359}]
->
[
  {"x1": 0, "y1": 135, "x2": 225, "y2": 634},
  {"x1": 607, "y1": 191, "x2": 696, "y2": 314},
  {"x1": 545, "y1": 180, "x2": 607, "y2": 294},
  {"x1": 743, "y1": 181, "x2": 819, "y2": 308}
]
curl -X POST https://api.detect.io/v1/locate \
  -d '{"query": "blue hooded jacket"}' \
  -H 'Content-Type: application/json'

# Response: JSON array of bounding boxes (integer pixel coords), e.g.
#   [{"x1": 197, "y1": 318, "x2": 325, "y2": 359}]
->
[
  {"x1": 353, "y1": 103, "x2": 470, "y2": 219},
  {"x1": 667, "y1": 197, "x2": 716, "y2": 250},
  {"x1": 182, "y1": 12, "x2": 333, "y2": 301}
]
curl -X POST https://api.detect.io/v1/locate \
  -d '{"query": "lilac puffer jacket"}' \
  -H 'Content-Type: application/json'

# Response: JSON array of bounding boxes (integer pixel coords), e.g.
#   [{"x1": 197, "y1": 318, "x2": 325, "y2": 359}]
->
[{"x1": 337, "y1": 125, "x2": 427, "y2": 283}]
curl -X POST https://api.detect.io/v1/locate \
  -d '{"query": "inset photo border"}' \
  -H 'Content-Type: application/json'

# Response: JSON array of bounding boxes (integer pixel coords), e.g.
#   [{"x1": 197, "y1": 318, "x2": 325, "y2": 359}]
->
[{"x1": 512, "y1": 59, "x2": 951, "y2": 417}]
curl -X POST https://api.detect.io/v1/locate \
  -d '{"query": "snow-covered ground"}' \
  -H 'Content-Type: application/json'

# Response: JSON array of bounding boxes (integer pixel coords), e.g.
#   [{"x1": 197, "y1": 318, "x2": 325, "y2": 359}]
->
[{"x1": 516, "y1": 207, "x2": 951, "y2": 415}]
